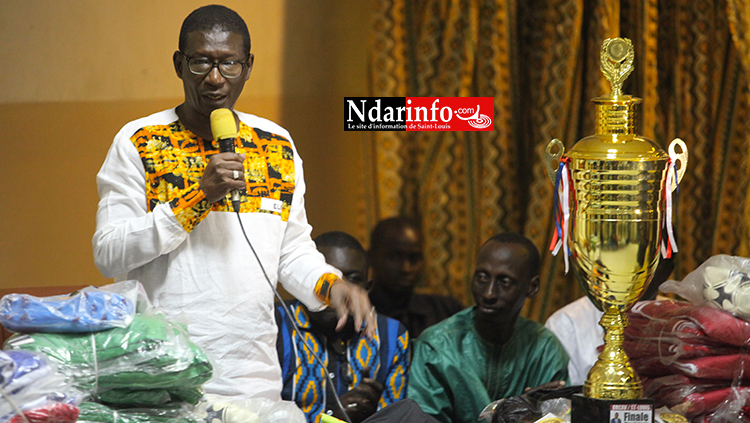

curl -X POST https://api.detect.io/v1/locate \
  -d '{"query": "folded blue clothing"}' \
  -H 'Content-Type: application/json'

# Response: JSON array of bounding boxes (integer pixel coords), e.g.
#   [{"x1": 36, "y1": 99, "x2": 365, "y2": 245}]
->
[
  {"x1": 1, "y1": 350, "x2": 46, "y2": 386},
  {"x1": 0, "y1": 290, "x2": 135, "y2": 333}
]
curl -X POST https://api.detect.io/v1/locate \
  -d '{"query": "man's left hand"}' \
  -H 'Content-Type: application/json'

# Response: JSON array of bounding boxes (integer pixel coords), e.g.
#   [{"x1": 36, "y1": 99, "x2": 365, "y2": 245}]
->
[{"x1": 329, "y1": 280, "x2": 376, "y2": 339}]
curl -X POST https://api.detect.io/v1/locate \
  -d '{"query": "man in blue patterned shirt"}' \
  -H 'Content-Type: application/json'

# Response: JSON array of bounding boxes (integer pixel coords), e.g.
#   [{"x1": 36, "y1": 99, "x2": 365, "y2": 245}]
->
[{"x1": 276, "y1": 231, "x2": 410, "y2": 423}]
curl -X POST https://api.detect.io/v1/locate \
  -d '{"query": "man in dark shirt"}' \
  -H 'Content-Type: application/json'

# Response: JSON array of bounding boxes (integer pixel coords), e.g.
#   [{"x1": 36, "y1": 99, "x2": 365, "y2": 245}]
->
[{"x1": 368, "y1": 217, "x2": 463, "y2": 339}]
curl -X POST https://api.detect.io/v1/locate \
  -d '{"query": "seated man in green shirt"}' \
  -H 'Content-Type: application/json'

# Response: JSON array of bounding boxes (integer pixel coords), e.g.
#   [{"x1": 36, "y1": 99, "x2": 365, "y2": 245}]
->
[{"x1": 407, "y1": 232, "x2": 569, "y2": 423}]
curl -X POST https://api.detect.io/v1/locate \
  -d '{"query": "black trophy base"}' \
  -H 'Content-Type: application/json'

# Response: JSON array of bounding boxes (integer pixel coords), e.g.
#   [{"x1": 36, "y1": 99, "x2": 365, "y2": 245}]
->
[{"x1": 571, "y1": 394, "x2": 654, "y2": 423}]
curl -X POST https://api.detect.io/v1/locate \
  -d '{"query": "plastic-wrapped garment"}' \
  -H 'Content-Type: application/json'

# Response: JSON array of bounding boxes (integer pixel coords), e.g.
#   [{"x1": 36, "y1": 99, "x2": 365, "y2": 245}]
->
[
  {"x1": 644, "y1": 375, "x2": 727, "y2": 402},
  {"x1": 0, "y1": 350, "x2": 81, "y2": 423},
  {"x1": 625, "y1": 299, "x2": 750, "y2": 420},
  {"x1": 625, "y1": 301, "x2": 750, "y2": 379},
  {"x1": 643, "y1": 382, "x2": 750, "y2": 423},
  {"x1": 193, "y1": 394, "x2": 306, "y2": 423},
  {"x1": 669, "y1": 355, "x2": 750, "y2": 380},
  {"x1": 79, "y1": 396, "x2": 308, "y2": 423},
  {"x1": 660, "y1": 255, "x2": 750, "y2": 321},
  {"x1": 668, "y1": 387, "x2": 750, "y2": 419},
  {"x1": 629, "y1": 300, "x2": 693, "y2": 318},
  {"x1": 94, "y1": 386, "x2": 204, "y2": 407},
  {"x1": 626, "y1": 316, "x2": 707, "y2": 344},
  {"x1": 628, "y1": 343, "x2": 748, "y2": 380},
  {"x1": 644, "y1": 375, "x2": 736, "y2": 412},
  {"x1": 630, "y1": 354, "x2": 750, "y2": 380},
  {"x1": 689, "y1": 388, "x2": 750, "y2": 423},
  {"x1": 0, "y1": 280, "x2": 149, "y2": 333},
  {"x1": 629, "y1": 356, "x2": 673, "y2": 378},
  {"x1": 8, "y1": 403, "x2": 79, "y2": 423},
  {"x1": 628, "y1": 301, "x2": 750, "y2": 347},
  {"x1": 477, "y1": 386, "x2": 579, "y2": 423},
  {"x1": 76, "y1": 402, "x2": 199, "y2": 423},
  {"x1": 623, "y1": 335, "x2": 740, "y2": 362},
  {"x1": 4, "y1": 313, "x2": 211, "y2": 407}
]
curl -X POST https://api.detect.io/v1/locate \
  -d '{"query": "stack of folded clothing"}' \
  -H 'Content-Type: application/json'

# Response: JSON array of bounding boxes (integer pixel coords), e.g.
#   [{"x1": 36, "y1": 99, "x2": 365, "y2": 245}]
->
[
  {"x1": 624, "y1": 300, "x2": 750, "y2": 421},
  {"x1": 0, "y1": 281, "x2": 140, "y2": 334},
  {"x1": 1, "y1": 282, "x2": 211, "y2": 422},
  {"x1": 4, "y1": 312, "x2": 212, "y2": 408},
  {"x1": 0, "y1": 349, "x2": 81, "y2": 423}
]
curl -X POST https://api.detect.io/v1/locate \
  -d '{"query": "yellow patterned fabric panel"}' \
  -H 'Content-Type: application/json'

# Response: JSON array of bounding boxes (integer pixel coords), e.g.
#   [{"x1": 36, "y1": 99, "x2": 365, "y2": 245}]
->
[
  {"x1": 313, "y1": 273, "x2": 341, "y2": 306},
  {"x1": 378, "y1": 329, "x2": 409, "y2": 409},
  {"x1": 130, "y1": 120, "x2": 296, "y2": 232}
]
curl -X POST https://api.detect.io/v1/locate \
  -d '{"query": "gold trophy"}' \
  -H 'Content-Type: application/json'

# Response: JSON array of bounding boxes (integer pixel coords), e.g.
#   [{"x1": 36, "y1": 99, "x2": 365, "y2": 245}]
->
[{"x1": 545, "y1": 38, "x2": 687, "y2": 421}]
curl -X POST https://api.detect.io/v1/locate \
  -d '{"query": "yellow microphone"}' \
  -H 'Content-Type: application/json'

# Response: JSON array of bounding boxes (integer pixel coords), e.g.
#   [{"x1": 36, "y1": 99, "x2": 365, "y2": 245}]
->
[{"x1": 210, "y1": 108, "x2": 242, "y2": 211}]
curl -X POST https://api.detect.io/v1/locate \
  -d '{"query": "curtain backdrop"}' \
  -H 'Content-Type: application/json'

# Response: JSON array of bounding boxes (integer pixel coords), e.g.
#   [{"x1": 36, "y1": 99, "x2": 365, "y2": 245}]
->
[{"x1": 367, "y1": 0, "x2": 750, "y2": 322}]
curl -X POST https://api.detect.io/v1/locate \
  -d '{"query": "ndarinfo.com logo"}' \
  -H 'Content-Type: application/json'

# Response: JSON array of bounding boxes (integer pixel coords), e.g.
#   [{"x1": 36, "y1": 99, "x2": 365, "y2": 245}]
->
[{"x1": 344, "y1": 97, "x2": 494, "y2": 131}]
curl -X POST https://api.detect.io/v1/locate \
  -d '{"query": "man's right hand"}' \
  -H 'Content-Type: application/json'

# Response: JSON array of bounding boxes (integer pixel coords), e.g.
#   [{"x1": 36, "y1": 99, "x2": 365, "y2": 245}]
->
[
  {"x1": 333, "y1": 378, "x2": 384, "y2": 423},
  {"x1": 199, "y1": 153, "x2": 246, "y2": 203}
]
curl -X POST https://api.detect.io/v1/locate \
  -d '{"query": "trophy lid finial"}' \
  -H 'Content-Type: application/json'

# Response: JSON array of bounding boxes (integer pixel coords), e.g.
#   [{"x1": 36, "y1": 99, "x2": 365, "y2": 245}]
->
[{"x1": 600, "y1": 38, "x2": 634, "y2": 98}]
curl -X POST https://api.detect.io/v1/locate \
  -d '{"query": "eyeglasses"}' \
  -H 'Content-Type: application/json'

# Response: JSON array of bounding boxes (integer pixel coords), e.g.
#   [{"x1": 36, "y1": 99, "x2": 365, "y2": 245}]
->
[{"x1": 180, "y1": 52, "x2": 249, "y2": 79}]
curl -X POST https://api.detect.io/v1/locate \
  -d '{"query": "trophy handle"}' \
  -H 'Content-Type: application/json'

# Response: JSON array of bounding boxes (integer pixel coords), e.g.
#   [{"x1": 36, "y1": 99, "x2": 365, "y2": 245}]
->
[
  {"x1": 668, "y1": 138, "x2": 688, "y2": 190},
  {"x1": 545, "y1": 139, "x2": 565, "y2": 185}
]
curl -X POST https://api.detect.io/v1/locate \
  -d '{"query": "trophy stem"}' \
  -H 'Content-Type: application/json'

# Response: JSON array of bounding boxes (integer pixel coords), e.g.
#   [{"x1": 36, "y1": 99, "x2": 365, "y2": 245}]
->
[{"x1": 583, "y1": 306, "x2": 642, "y2": 399}]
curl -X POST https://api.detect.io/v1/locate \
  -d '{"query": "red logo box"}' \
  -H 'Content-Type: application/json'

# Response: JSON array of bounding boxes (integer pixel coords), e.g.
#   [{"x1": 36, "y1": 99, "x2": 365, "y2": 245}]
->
[{"x1": 404, "y1": 97, "x2": 494, "y2": 131}]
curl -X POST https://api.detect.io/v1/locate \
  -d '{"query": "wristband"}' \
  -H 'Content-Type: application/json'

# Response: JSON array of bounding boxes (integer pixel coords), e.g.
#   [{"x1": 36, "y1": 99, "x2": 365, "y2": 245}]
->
[{"x1": 314, "y1": 273, "x2": 341, "y2": 306}]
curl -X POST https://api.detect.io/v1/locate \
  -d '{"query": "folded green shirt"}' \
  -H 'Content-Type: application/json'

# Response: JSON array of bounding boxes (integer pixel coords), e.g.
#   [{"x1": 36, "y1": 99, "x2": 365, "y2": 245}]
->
[
  {"x1": 5, "y1": 313, "x2": 212, "y2": 406},
  {"x1": 77, "y1": 402, "x2": 199, "y2": 423}
]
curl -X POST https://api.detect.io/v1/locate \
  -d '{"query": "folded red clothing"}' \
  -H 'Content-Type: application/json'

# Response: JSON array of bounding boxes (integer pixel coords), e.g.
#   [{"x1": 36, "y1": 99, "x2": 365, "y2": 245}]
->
[
  {"x1": 688, "y1": 405, "x2": 750, "y2": 422},
  {"x1": 626, "y1": 318, "x2": 706, "y2": 341},
  {"x1": 623, "y1": 337, "x2": 740, "y2": 361},
  {"x1": 670, "y1": 354, "x2": 750, "y2": 380},
  {"x1": 628, "y1": 301, "x2": 750, "y2": 347},
  {"x1": 643, "y1": 374, "x2": 727, "y2": 400},
  {"x1": 628, "y1": 300, "x2": 693, "y2": 318},
  {"x1": 631, "y1": 355, "x2": 673, "y2": 378},
  {"x1": 9, "y1": 403, "x2": 80, "y2": 423},
  {"x1": 684, "y1": 307, "x2": 750, "y2": 347},
  {"x1": 632, "y1": 353, "x2": 750, "y2": 380},
  {"x1": 671, "y1": 387, "x2": 750, "y2": 420}
]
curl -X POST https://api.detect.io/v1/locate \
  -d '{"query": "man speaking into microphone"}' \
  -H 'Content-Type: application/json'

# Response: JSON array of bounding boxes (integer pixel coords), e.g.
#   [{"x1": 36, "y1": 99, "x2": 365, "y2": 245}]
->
[{"x1": 92, "y1": 5, "x2": 374, "y2": 400}]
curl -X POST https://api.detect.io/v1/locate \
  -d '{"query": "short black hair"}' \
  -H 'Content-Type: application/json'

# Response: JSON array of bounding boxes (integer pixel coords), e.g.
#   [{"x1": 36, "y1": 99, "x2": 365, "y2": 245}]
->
[
  {"x1": 179, "y1": 5, "x2": 251, "y2": 54},
  {"x1": 314, "y1": 231, "x2": 366, "y2": 255},
  {"x1": 482, "y1": 232, "x2": 541, "y2": 277},
  {"x1": 369, "y1": 216, "x2": 421, "y2": 251}
]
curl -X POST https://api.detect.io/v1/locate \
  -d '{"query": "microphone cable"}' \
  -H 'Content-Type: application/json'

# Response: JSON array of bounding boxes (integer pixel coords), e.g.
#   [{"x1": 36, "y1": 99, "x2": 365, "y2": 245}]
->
[{"x1": 234, "y1": 210, "x2": 354, "y2": 423}]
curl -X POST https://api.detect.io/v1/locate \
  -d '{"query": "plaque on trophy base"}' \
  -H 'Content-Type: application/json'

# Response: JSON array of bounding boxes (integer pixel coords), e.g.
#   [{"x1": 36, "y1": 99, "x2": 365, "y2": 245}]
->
[{"x1": 571, "y1": 394, "x2": 653, "y2": 423}]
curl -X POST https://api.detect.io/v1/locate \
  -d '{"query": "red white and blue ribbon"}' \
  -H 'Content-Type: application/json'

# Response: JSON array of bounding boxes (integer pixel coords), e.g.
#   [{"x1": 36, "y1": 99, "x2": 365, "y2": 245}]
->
[
  {"x1": 549, "y1": 158, "x2": 573, "y2": 274},
  {"x1": 661, "y1": 159, "x2": 679, "y2": 259}
]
